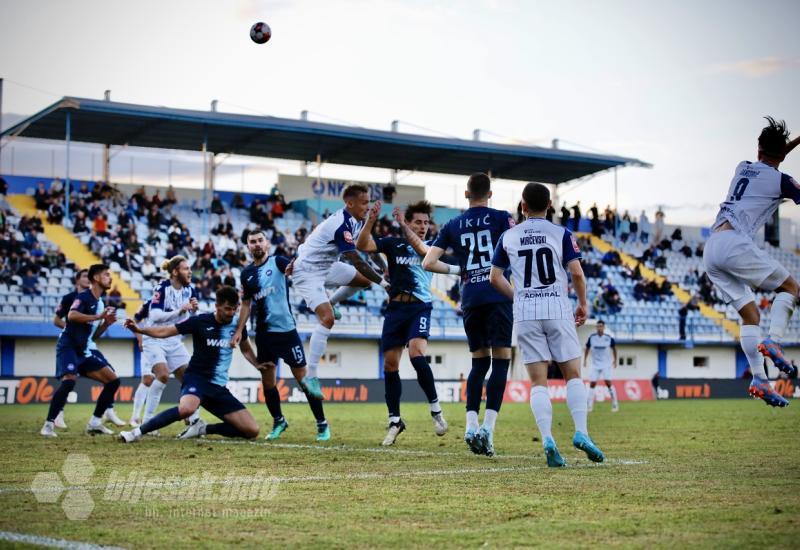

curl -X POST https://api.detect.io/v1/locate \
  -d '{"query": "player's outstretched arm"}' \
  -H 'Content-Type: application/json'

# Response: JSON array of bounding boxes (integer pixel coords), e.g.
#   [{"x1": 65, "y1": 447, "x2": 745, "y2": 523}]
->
[
  {"x1": 67, "y1": 309, "x2": 104, "y2": 324},
  {"x1": 231, "y1": 298, "x2": 251, "y2": 348},
  {"x1": 421, "y1": 245, "x2": 459, "y2": 275},
  {"x1": 568, "y1": 260, "x2": 588, "y2": 326},
  {"x1": 489, "y1": 266, "x2": 514, "y2": 300},
  {"x1": 356, "y1": 202, "x2": 380, "y2": 253},
  {"x1": 787, "y1": 135, "x2": 800, "y2": 156},
  {"x1": 123, "y1": 319, "x2": 179, "y2": 339},
  {"x1": 341, "y1": 250, "x2": 384, "y2": 284}
]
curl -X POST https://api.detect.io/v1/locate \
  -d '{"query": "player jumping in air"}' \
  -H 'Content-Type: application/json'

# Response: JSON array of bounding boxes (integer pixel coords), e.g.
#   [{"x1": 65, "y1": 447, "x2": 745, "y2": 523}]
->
[
  {"x1": 584, "y1": 320, "x2": 619, "y2": 412},
  {"x1": 120, "y1": 286, "x2": 260, "y2": 442},
  {"x1": 703, "y1": 117, "x2": 800, "y2": 407},
  {"x1": 423, "y1": 173, "x2": 514, "y2": 456},
  {"x1": 233, "y1": 229, "x2": 331, "y2": 442},
  {"x1": 356, "y1": 201, "x2": 450, "y2": 445},
  {"x1": 286, "y1": 184, "x2": 388, "y2": 397},
  {"x1": 140, "y1": 257, "x2": 201, "y2": 427},
  {"x1": 491, "y1": 183, "x2": 604, "y2": 467},
  {"x1": 41, "y1": 264, "x2": 121, "y2": 437}
]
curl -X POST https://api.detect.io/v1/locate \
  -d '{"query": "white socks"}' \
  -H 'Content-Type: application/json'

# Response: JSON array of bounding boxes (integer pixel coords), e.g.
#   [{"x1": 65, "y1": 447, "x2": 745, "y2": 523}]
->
[
  {"x1": 307, "y1": 325, "x2": 332, "y2": 378},
  {"x1": 188, "y1": 409, "x2": 200, "y2": 424},
  {"x1": 609, "y1": 385, "x2": 618, "y2": 407},
  {"x1": 483, "y1": 409, "x2": 498, "y2": 431},
  {"x1": 769, "y1": 292, "x2": 795, "y2": 342},
  {"x1": 530, "y1": 385, "x2": 553, "y2": 440},
  {"x1": 143, "y1": 379, "x2": 167, "y2": 421},
  {"x1": 329, "y1": 286, "x2": 361, "y2": 305},
  {"x1": 740, "y1": 324, "x2": 766, "y2": 378},
  {"x1": 466, "y1": 410, "x2": 479, "y2": 431},
  {"x1": 566, "y1": 378, "x2": 588, "y2": 434},
  {"x1": 429, "y1": 399, "x2": 442, "y2": 414},
  {"x1": 132, "y1": 382, "x2": 148, "y2": 421},
  {"x1": 587, "y1": 386, "x2": 596, "y2": 410}
]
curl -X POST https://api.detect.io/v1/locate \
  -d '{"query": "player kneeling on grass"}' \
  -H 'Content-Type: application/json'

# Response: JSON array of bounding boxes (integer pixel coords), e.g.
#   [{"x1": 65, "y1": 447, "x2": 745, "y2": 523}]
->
[
  {"x1": 119, "y1": 286, "x2": 260, "y2": 442},
  {"x1": 356, "y1": 202, "x2": 450, "y2": 445},
  {"x1": 490, "y1": 183, "x2": 604, "y2": 467}
]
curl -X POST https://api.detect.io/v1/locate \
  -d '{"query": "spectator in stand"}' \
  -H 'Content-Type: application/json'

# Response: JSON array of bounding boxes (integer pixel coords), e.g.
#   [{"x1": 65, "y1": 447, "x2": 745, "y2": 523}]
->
[
  {"x1": 49, "y1": 179, "x2": 63, "y2": 199},
  {"x1": 601, "y1": 283, "x2": 623, "y2": 314},
  {"x1": 0, "y1": 177, "x2": 7, "y2": 196},
  {"x1": 141, "y1": 256, "x2": 157, "y2": 281},
  {"x1": 150, "y1": 189, "x2": 162, "y2": 208},
  {"x1": 47, "y1": 200, "x2": 64, "y2": 225},
  {"x1": 619, "y1": 212, "x2": 631, "y2": 242},
  {"x1": 560, "y1": 205, "x2": 570, "y2": 226},
  {"x1": 271, "y1": 198, "x2": 285, "y2": 218},
  {"x1": 34, "y1": 182, "x2": 49, "y2": 210},
  {"x1": 210, "y1": 193, "x2": 226, "y2": 216},
  {"x1": 683, "y1": 268, "x2": 699, "y2": 287},
  {"x1": 658, "y1": 279, "x2": 673, "y2": 297},
  {"x1": 546, "y1": 204, "x2": 555, "y2": 223},
  {"x1": 671, "y1": 227, "x2": 683, "y2": 242},
  {"x1": 638, "y1": 210, "x2": 650, "y2": 243},
  {"x1": 231, "y1": 193, "x2": 246, "y2": 210},
  {"x1": 147, "y1": 204, "x2": 164, "y2": 230},
  {"x1": 694, "y1": 242, "x2": 704, "y2": 257},
  {"x1": 590, "y1": 203, "x2": 599, "y2": 221},
  {"x1": 571, "y1": 201, "x2": 581, "y2": 229},
  {"x1": 163, "y1": 185, "x2": 177, "y2": 207},
  {"x1": 212, "y1": 216, "x2": 234, "y2": 237},
  {"x1": 93, "y1": 214, "x2": 109, "y2": 238},
  {"x1": 601, "y1": 249, "x2": 622, "y2": 267},
  {"x1": 654, "y1": 209, "x2": 665, "y2": 242},
  {"x1": 758, "y1": 295, "x2": 771, "y2": 311},
  {"x1": 679, "y1": 295, "x2": 700, "y2": 340},
  {"x1": 604, "y1": 205, "x2": 616, "y2": 237},
  {"x1": 633, "y1": 280, "x2": 646, "y2": 301},
  {"x1": 22, "y1": 268, "x2": 41, "y2": 295}
]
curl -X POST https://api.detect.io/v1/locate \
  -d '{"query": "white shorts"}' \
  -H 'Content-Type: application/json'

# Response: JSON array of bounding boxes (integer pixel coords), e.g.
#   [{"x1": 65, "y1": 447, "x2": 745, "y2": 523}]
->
[
  {"x1": 517, "y1": 319, "x2": 581, "y2": 364},
  {"x1": 292, "y1": 260, "x2": 358, "y2": 311},
  {"x1": 703, "y1": 231, "x2": 789, "y2": 310},
  {"x1": 142, "y1": 336, "x2": 190, "y2": 374},
  {"x1": 589, "y1": 365, "x2": 613, "y2": 383}
]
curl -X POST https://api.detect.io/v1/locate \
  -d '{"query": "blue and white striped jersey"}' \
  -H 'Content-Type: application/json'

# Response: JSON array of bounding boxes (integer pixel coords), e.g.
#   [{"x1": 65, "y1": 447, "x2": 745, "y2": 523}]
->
[{"x1": 491, "y1": 217, "x2": 581, "y2": 321}]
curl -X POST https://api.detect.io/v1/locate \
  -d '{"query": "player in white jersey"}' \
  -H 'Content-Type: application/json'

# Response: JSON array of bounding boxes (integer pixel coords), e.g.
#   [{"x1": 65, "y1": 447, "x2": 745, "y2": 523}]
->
[
  {"x1": 584, "y1": 320, "x2": 618, "y2": 412},
  {"x1": 141, "y1": 256, "x2": 201, "y2": 425},
  {"x1": 491, "y1": 182, "x2": 604, "y2": 467},
  {"x1": 703, "y1": 117, "x2": 800, "y2": 407},
  {"x1": 128, "y1": 296, "x2": 155, "y2": 427},
  {"x1": 254, "y1": 184, "x2": 387, "y2": 398}
]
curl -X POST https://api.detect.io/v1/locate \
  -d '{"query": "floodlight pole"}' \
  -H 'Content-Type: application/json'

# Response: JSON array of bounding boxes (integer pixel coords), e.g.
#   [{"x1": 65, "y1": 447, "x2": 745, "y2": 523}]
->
[
  {"x1": 102, "y1": 90, "x2": 111, "y2": 183},
  {"x1": 202, "y1": 131, "x2": 209, "y2": 236},
  {"x1": 65, "y1": 111, "x2": 71, "y2": 221},
  {"x1": 614, "y1": 166, "x2": 618, "y2": 212},
  {"x1": 390, "y1": 120, "x2": 399, "y2": 185},
  {"x1": 0, "y1": 78, "x2": 4, "y2": 173},
  {"x1": 300, "y1": 111, "x2": 309, "y2": 176}
]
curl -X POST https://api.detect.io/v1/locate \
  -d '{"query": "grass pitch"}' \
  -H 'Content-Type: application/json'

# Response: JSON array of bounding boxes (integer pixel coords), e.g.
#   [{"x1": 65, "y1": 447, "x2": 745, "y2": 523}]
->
[{"x1": 0, "y1": 399, "x2": 798, "y2": 548}]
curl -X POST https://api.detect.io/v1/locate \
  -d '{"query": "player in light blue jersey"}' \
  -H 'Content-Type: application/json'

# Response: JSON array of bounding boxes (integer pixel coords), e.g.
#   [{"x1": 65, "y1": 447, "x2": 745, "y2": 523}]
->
[
  {"x1": 357, "y1": 202, "x2": 452, "y2": 445},
  {"x1": 234, "y1": 229, "x2": 330, "y2": 442}
]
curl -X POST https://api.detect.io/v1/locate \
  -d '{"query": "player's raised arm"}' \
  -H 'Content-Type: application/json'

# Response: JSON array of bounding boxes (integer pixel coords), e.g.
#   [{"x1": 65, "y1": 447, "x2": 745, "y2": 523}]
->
[
  {"x1": 355, "y1": 201, "x2": 380, "y2": 253},
  {"x1": 123, "y1": 318, "x2": 180, "y2": 339},
  {"x1": 568, "y1": 259, "x2": 588, "y2": 327}
]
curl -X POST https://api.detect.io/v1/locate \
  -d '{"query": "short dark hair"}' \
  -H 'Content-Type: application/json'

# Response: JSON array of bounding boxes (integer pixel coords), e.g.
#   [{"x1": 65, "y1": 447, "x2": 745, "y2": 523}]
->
[
  {"x1": 521, "y1": 182, "x2": 550, "y2": 213},
  {"x1": 404, "y1": 200, "x2": 433, "y2": 222},
  {"x1": 215, "y1": 286, "x2": 240, "y2": 306},
  {"x1": 75, "y1": 269, "x2": 88, "y2": 283},
  {"x1": 343, "y1": 184, "x2": 369, "y2": 200},
  {"x1": 597, "y1": 320, "x2": 605, "y2": 326},
  {"x1": 759, "y1": 116, "x2": 790, "y2": 158},
  {"x1": 88, "y1": 264, "x2": 108, "y2": 282},
  {"x1": 245, "y1": 228, "x2": 267, "y2": 243},
  {"x1": 467, "y1": 173, "x2": 491, "y2": 200}
]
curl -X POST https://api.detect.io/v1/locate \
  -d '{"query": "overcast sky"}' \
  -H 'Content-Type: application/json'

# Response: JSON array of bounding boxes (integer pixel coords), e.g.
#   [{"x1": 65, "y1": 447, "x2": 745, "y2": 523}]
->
[{"x1": 0, "y1": 0, "x2": 798, "y2": 225}]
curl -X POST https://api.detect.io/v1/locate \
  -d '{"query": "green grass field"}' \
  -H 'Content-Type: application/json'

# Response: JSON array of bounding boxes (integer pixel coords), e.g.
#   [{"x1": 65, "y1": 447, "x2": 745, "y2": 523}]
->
[{"x1": 0, "y1": 400, "x2": 798, "y2": 548}]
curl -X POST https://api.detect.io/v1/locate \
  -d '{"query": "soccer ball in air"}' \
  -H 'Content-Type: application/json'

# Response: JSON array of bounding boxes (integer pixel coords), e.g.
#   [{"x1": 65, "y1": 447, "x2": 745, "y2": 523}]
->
[{"x1": 250, "y1": 22, "x2": 271, "y2": 44}]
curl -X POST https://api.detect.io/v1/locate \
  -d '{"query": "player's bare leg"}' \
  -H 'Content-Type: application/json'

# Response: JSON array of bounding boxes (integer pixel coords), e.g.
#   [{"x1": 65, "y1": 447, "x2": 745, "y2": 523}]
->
[
  {"x1": 759, "y1": 276, "x2": 799, "y2": 377},
  {"x1": 408, "y1": 337, "x2": 447, "y2": 436},
  {"x1": 381, "y1": 348, "x2": 406, "y2": 446}
]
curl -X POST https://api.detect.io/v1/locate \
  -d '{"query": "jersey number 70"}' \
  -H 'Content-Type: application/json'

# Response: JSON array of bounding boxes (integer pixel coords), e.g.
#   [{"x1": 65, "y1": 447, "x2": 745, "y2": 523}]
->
[
  {"x1": 460, "y1": 230, "x2": 493, "y2": 270},
  {"x1": 519, "y1": 248, "x2": 556, "y2": 287}
]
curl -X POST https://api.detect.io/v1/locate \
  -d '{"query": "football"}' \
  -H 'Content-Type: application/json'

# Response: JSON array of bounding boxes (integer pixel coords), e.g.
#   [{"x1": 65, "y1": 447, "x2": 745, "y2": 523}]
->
[{"x1": 250, "y1": 22, "x2": 271, "y2": 44}]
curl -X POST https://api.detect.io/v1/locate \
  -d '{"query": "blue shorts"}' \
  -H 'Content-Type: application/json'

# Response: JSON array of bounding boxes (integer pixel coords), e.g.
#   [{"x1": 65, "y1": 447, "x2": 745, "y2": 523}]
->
[
  {"x1": 255, "y1": 330, "x2": 306, "y2": 368},
  {"x1": 381, "y1": 301, "x2": 432, "y2": 352},
  {"x1": 180, "y1": 373, "x2": 245, "y2": 419},
  {"x1": 56, "y1": 340, "x2": 113, "y2": 378},
  {"x1": 462, "y1": 302, "x2": 513, "y2": 352}
]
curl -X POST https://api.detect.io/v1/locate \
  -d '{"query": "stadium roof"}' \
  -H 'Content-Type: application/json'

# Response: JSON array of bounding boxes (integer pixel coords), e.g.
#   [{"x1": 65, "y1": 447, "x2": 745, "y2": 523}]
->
[{"x1": 1, "y1": 97, "x2": 651, "y2": 183}]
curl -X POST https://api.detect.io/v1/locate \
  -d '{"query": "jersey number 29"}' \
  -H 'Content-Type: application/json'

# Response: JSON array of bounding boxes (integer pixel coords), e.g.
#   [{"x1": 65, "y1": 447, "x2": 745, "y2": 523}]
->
[{"x1": 460, "y1": 230, "x2": 493, "y2": 270}]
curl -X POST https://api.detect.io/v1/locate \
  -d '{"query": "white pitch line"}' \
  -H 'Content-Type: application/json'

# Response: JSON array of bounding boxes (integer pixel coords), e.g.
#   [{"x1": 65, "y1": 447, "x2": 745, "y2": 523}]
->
[
  {"x1": 0, "y1": 530, "x2": 124, "y2": 549},
  {"x1": 0, "y1": 458, "x2": 646, "y2": 496}
]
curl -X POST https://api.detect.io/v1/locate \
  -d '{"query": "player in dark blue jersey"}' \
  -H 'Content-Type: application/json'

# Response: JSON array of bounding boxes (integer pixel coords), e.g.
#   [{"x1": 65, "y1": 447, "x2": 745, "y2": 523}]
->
[
  {"x1": 423, "y1": 173, "x2": 514, "y2": 456},
  {"x1": 120, "y1": 286, "x2": 260, "y2": 442},
  {"x1": 41, "y1": 264, "x2": 121, "y2": 438},
  {"x1": 47, "y1": 268, "x2": 89, "y2": 431},
  {"x1": 357, "y1": 201, "x2": 452, "y2": 445},
  {"x1": 233, "y1": 229, "x2": 330, "y2": 442}
]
